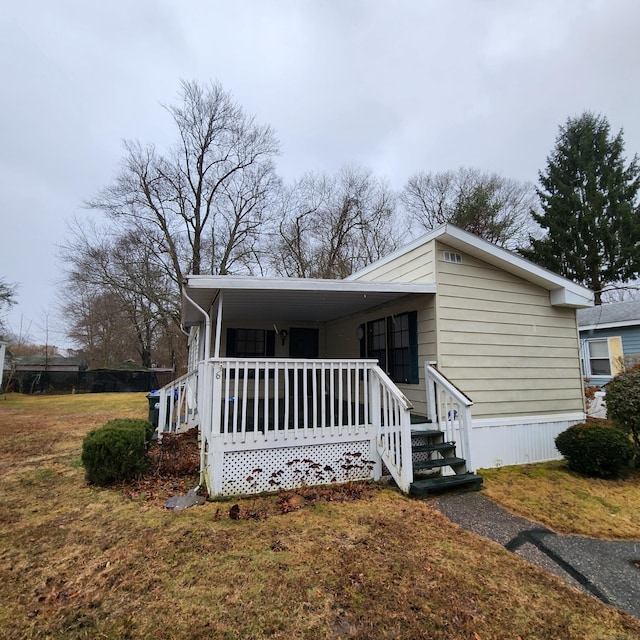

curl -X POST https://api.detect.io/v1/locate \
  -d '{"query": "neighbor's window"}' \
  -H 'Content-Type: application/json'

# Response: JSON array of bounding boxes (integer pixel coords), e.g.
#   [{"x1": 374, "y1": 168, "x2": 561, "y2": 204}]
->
[
  {"x1": 584, "y1": 339, "x2": 611, "y2": 377},
  {"x1": 226, "y1": 328, "x2": 275, "y2": 357},
  {"x1": 360, "y1": 311, "x2": 418, "y2": 384}
]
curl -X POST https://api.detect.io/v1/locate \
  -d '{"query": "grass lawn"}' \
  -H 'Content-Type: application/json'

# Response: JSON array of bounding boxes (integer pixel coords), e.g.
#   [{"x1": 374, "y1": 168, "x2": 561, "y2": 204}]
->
[
  {"x1": 1, "y1": 392, "x2": 639, "y2": 639},
  {"x1": 480, "y1": 460, "x2": 640, "y2": 539}
]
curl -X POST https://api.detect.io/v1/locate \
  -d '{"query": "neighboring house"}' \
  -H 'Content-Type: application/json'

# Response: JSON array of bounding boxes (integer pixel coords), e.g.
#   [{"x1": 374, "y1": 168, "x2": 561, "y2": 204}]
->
[
  {"x1": 157, "y1": 224, "x2": 593, "y2": 498},
  {"x1": 577, "y1": 300, "x2": 640, "y2": 388},
  {"x1": 5, "y1": 355, "x2": 173, "y2": 394},
  {"x1": 9, "y1": 355, "x2": 88, "y2": 393},
  {"x1": 85, "y1": 362, "x2": 174, "y2": 393}
]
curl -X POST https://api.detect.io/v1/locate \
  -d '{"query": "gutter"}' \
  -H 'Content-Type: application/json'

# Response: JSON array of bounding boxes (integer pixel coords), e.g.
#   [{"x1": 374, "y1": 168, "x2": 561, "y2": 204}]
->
[{"x1": 181, "y1": 282, "x2": 212, "y2": 490}]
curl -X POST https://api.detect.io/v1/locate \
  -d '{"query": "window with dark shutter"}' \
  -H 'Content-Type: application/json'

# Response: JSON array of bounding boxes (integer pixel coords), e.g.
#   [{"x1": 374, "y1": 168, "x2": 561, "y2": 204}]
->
[
  {"x1": 226, "y1": 328, "x2": 275, "y2": 357},
  {"x1": 363, "y1": 311, "x2": 419, "y2": 384}
]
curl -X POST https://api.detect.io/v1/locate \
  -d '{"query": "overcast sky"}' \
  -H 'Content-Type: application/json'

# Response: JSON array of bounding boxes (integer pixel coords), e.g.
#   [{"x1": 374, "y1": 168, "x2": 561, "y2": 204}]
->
[{"x1": 2, "y1": 0, "x2": 639, "y2": 347}]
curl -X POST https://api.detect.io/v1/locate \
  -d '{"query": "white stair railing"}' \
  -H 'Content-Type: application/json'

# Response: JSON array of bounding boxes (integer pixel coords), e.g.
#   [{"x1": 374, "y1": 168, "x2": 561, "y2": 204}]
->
[
  {"x1": 424, "y1": 363, "x2": 474, "y2": 472},
  {"x1": 369, "y1": 365, "x2": 414, "y2": 493}
]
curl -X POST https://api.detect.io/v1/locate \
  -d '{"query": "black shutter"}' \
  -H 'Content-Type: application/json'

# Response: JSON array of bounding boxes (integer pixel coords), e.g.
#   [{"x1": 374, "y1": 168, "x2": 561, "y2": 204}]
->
[
  {"x1": 266, "y1": 330, "x2": 276, "y2": 357},
  {"x1": 226, "y1": 328, "x2": 237, "y2": 357},
  {"x1": 408, "y1": 311, "x2": 419, "y2": 384}
]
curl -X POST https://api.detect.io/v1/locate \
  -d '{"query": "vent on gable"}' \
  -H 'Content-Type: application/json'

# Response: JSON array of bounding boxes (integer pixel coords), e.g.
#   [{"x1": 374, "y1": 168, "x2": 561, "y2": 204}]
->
[{"x1": 443, "y1": 251, "x2": 462, "y2": 264}]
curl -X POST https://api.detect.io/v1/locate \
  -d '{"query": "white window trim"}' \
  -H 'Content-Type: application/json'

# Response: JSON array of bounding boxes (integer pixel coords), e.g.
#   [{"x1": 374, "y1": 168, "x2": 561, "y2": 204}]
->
[{"x1": 582, "y1": 338, "x2": 612, "y2": 378}]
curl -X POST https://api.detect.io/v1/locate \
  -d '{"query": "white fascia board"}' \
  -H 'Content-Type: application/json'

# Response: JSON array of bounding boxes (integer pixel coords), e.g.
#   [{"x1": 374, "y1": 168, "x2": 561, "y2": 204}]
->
[
  {"x1": 350, "y1": 223, "x2": 593, "y2": 307},
  {"x1": 184, "y1": 275, "x2": 436, "y2": 296},
  {"x1": 549, "y1": 287, "x2": 594, "y2": 308},
  {"x1": 439, "y1": 226, "x2": 593, "y2": 306}
]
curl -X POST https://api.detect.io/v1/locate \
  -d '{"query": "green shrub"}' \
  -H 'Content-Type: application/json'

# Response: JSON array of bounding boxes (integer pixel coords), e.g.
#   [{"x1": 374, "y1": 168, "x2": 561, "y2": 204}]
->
[
  {"x1": 81, "y1": 419, "x2": 151, "y2": 485},
  {"x1": 555, "y1": 422, "x2": 635, "y2": 479},
  {"x1": 604, "y1": 367, "x2": 640, "y2": 453},
  {"x1": 107, "y1": 417, "x2": 157, "y2": 442}
]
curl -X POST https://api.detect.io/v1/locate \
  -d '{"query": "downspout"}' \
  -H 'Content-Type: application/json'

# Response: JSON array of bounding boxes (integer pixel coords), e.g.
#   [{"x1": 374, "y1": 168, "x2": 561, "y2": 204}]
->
[
  {"x1": 182, "y1": 285, "x2": 212, "y2": 361},
  {"x1": 182, "y1": 283, "x2": 213, "y2": 490}
]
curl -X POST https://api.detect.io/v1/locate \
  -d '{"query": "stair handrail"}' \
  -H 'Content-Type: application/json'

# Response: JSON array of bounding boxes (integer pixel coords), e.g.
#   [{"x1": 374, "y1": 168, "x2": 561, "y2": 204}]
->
[
  {"x1": 424, "y1": 363, "x2": 474, "y2": 472},
  {"x1": 157, "y1": 367, "x2": 200, "y2": 437},
  {"x1": 369, "y1": 364, "x2": 414, "y2": 493}
]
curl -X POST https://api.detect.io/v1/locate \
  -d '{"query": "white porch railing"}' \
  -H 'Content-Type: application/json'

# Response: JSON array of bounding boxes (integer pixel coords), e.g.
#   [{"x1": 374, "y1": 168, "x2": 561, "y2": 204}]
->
[
  {"x1": 199, "y1": 358, "x2": 415, "y2": 494},
  {"x1": 425, "y1": 363, "x2": 474, "y2": 471},
  {"x1": 157, "y1": 368, "x2": 200, "y2": 436},
  {"x1": 369, "y1": 365, "x2": 414, "y2": 493},
  {"x1": 158, "y1": 358, "x2": 416, "y2": 495},
  {"x1": 207, "y1": 358, "x2": 374, "y2": 445}
]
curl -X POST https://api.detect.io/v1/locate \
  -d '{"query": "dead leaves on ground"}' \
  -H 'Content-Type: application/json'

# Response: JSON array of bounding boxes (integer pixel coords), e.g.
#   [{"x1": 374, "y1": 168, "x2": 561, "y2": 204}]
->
[
  {"x1": 217, "y1": 481, "x2": 377, "y2": 523},
  {"x1": 29, "y1": 577, "x2": 81, "y2": 619},
  {"x1": 119, "y1": 430, "x2": 200, "y2": 507},
  {"x1": 118, "y1": 426, "x2": 377, "y2": 517}
]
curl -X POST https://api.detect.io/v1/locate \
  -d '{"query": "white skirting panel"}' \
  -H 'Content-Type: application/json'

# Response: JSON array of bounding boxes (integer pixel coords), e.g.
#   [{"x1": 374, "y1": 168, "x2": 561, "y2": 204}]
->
[
  {"x1": 469, "y1": 413, "x2": 585, "y2": 470},
  {"x1": 212, "y1": 438, "x2": 377, "y2": 496}
]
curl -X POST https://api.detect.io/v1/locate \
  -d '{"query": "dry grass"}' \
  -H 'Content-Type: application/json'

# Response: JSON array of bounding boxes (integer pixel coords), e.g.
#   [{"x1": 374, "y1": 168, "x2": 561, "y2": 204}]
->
[
  {"x1": 1, "y1": 393, "x2": 640, "y2": 639},
  {"x1": 480, "y1": 460, "x2": 640, "y2": 539}
]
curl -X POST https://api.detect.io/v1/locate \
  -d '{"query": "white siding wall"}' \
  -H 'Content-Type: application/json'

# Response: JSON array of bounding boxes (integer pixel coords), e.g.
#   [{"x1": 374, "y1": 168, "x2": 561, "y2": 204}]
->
[{"x1": 469, "y1": 414, "x2": 584, "y2": 469}]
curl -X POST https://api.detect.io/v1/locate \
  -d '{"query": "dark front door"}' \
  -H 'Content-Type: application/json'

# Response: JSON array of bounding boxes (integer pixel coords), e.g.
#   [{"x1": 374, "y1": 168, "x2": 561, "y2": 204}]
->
[{"x1": 289, "y1": 327, "x2": 319, "y2": 359}]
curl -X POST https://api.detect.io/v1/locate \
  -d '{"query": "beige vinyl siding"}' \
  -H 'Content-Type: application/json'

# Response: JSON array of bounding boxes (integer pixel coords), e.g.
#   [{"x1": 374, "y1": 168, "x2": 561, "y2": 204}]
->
[
  {"x1": 326, "y1": 294, "x2": 436, "y2": 415},
  {"x1": 353, "y1": 242, "x2": 436, "y2": 283},
  {"x1": 435, "y1": 242, "x2": 584, "y2": 419}
]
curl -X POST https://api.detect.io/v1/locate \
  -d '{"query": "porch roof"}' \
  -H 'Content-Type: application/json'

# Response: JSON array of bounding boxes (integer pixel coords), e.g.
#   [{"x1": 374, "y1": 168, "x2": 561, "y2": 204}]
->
[{"x1": 182, "y1": 275, "x2": 436, "y2": 325}]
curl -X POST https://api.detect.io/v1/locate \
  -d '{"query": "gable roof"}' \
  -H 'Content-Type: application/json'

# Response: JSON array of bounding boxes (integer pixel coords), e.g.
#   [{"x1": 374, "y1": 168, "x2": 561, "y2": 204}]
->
[
  {"x1": 349, "y1": 224, "x2": 593, "y2": 308},
  {"x1": 13, "y1": 356, "x2": 88, "y2": 370},
  {"x1": 578, "y1": 300, "x2": 640, "y2": 330}
]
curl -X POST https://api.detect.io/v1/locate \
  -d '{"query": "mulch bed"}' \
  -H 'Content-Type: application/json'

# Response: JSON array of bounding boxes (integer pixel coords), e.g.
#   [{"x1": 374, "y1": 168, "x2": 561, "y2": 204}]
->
[{"x1": 120, "y1": 427, "x2": 377, "y2": 514}]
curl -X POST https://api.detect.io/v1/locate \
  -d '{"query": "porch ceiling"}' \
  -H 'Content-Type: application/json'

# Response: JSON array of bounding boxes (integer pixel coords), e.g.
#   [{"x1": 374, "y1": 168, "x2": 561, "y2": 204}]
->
[{"x1": 182, "y1": 275, "x2": 436, "y2": 324}]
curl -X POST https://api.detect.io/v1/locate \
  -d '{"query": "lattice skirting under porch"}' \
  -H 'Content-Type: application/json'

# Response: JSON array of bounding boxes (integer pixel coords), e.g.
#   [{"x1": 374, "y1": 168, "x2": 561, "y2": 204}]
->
[{"x1": 213, "y1": 439, "x2": 378, "y2": 496}]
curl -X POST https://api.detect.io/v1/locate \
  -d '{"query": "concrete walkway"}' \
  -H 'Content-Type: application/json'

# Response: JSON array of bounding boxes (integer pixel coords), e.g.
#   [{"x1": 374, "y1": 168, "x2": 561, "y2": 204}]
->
[{"x1": 434, "y1": 491, "x2": 640, "y2": 620}]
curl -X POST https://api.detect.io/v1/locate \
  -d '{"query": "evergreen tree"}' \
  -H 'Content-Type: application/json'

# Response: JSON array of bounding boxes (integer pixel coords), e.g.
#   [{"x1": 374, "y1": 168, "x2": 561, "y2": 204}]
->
[{"x1": 522, "y1": 112, "x2": 640, "y2": 304}]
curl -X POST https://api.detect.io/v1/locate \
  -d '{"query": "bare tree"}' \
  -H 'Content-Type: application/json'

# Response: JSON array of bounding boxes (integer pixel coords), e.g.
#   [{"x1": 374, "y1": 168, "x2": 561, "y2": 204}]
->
[
  {"x1": 60, "y1": 219, "x2": 180, "y2": 368},
  {"x1": 64, "y1": 80, "x2": 279, "y2": 366},
  {"x1": 401, "y1": 167, "x2": 537, "y2": 250},
  {"x1": 273, "y1": 166, "x2": 400, "y2": 278},
  {"x1": 88, "y1": 80, "x2": 280, "y2": 283}
]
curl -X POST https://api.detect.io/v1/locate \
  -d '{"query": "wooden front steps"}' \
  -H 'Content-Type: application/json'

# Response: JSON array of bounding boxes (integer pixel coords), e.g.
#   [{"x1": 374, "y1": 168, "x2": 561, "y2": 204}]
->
[{"x1": 409, "y1": 425, "x2": 482, "y2": 498}]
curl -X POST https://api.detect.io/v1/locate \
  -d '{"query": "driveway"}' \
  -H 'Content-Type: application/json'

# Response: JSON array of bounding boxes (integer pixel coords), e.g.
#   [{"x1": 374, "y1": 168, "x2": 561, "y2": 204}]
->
[{"x1": 435, "y1": 491, "x2": 640, "y2": 619}]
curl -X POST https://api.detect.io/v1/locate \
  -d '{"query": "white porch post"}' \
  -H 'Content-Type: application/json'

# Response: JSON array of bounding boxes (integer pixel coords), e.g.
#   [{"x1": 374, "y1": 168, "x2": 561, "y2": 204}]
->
[
  {"x1": 368, "y1": 373, "x2": 383, "y2": 479},
  {"x1": 208, "y1": 360, "x2": 224, "y2": 495},
  {"x1": 213, "y1": 291, "x2": 223, "y2": 358},
  {"x1": 399, "y1": 411, "x2": 413, "y2": 493},
  {"x1": 207, "y1": 292, "x2": 225, "y2": 496},
  {"x1": 426, "y1": 371, "x2": 438, "y2": 424},
  {"x1": 459, "y1": 405, "x2": 474, "y2": 472}
]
